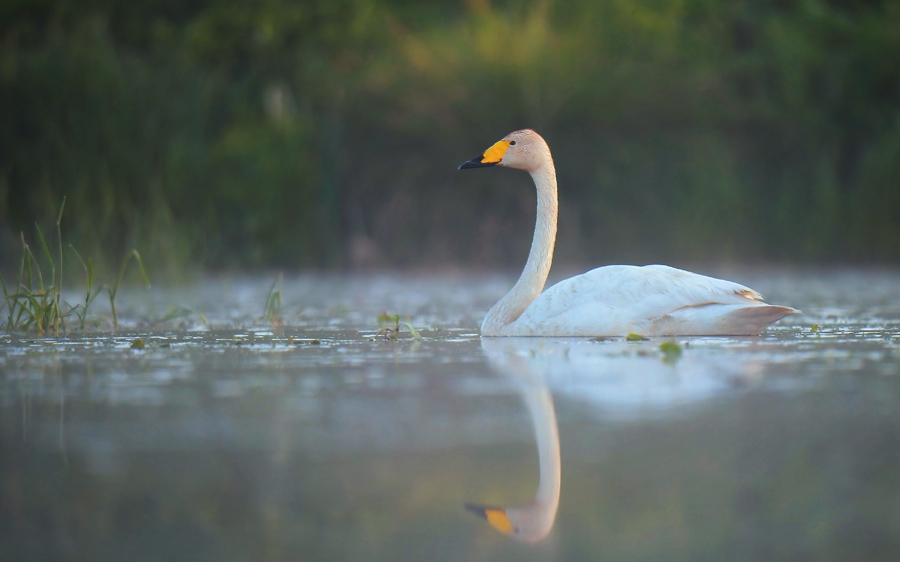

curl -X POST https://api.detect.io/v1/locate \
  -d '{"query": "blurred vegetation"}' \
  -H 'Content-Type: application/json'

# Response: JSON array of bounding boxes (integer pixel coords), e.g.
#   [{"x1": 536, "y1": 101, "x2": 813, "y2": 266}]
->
[{"x1": 2, "y1": 0, "x2": 900, "y2": 275}]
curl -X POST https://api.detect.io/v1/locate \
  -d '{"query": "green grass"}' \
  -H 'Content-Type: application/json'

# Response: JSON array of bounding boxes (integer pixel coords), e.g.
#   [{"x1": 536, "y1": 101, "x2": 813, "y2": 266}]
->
[
  {"x1": 375, "y1": 312, "x2": 423, "y2": 341},
  {"x1": 0, "y1": 198, "x2": 150, "y2": 334},
  {"x1": 107, "y1": 250, "x2": 151, "y2": 329},
  {"x1": 66, "y1": 245, "x2": 100, "y2": 330},
  {"x1": 1, "y1": 199, "x2": 68, "y2": 334},
  {"x1": 263, "y1": 272, "x2": 284, "y2": 326}
]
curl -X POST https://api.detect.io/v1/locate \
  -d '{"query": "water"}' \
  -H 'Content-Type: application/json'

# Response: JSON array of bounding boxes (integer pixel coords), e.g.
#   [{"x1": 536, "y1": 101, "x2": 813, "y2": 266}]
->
[{"x1": 2, "y1": 269, "x2": 900, "y2": 561}]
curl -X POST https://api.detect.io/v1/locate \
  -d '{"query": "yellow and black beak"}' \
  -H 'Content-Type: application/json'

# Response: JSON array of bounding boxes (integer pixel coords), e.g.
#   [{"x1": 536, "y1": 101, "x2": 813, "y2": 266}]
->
[
  {"x1": 458, "y1": 139, "x2": 511, "y2": 169},
  {"x1": 464, "y1": 503, "x2": 515, "y2": 534}
]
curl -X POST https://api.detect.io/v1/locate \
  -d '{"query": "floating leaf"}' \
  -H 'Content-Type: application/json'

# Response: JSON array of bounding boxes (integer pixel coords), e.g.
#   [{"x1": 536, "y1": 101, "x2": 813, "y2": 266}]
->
[
  {"x1": 401, "y1": 322, "x2": 423, "y2": 340},
  {"x1": 810, "y1": 324, "x2": 820, "y2": 333},
  {"x1": 660, "y1": 340, "x2": 683, "y2": 362},
  {"x1": 130, "y1": 337, "x2": 146, "y2": 349},
  {"x1": 626, "y1": 333, "x2": 649, "y2": 341}
]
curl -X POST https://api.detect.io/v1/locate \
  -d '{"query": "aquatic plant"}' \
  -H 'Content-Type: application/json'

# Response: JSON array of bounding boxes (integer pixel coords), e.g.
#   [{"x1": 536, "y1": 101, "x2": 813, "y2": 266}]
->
[
  {"x1": 660, "y1": 340, "x2": 683, "y2": 363},
  {"x1": 263, "y1": 273, "x2": 284, "y2": 326},
  {"x1": 67, "y1": 246, "x2": 101, "y2": 330},
  {"x1": 1, "y1": 198, "x2": 149, "y2": 334},
  {"x1": 375, "y1": 312, "x2": 422, "y2": 341},
  {"x1": 106, "y1": 250, "x2": 151, "y2": 330},
  {"x1": 1, "y1": 200, "x2": 68, "y2": 334}
]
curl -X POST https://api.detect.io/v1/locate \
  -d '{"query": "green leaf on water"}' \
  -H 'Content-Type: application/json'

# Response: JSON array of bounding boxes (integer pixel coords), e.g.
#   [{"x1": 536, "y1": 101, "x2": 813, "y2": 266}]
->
[
  {"x1": 810, "y1": 324, "x2": 820, "y2": 333},
  {"x1": 401, "y1": 322, "x2": 423, "y2": 340},
  {"x1": 659, "y1": 340, "x2": 683, "y2": 361},
  {"x1": 130, "y1": 337, "x2": 146, "y2": 349},
  {"x1": 626, "y1": 333, "x2": 649, "y2": 341}
]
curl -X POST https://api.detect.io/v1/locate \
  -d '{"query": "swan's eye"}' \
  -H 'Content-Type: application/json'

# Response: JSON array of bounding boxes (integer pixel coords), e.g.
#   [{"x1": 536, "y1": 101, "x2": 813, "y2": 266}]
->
[{"x1": 509, "y1": 140, "x2": 517, "y2": 146}]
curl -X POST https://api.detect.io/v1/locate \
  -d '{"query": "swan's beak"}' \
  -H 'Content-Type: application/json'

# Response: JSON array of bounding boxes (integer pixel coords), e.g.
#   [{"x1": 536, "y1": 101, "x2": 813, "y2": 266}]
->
[
  {"x1": 458, "y1": 156, "x2": 497, "y2": 169},
  {"x1": 464, "y1": 503, "x2": 514, "y2": 534},
  {"x1": 458, "y1": 139, "x2": 511, "y2": 169}
]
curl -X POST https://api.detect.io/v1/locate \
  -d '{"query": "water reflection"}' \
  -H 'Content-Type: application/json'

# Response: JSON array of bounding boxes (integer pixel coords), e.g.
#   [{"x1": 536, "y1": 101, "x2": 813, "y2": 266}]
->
[
  {"x1": 468, "y1": 336, "x2": 773, "y2": 543},
  {"x1": 466, "y1": 338, "x2": 561, "y2": 543}
]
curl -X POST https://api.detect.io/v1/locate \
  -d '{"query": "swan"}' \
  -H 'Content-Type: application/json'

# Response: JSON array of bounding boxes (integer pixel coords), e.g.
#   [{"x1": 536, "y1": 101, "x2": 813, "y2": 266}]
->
[{"x1": 459, "y1": 129, "x2": 799, "y2": 336}]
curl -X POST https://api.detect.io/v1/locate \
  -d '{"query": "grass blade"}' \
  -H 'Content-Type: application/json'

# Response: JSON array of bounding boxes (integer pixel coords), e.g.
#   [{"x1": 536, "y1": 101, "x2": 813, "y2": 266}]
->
[
  {"x1": 0, "y1": 273, "x2": 13, "y2": 329},
  {"x1": 56, "y1": 196, "x2": 66, "y2": 328},
  {"x1": 69, "y1": 245, "x2": 100, "y2": 329},
  {"x1": 34, "y1": 223, "x2": 55, "y2": 288},
  {"x1": 108, "y1": 250, "x2": 151, "y2": 329},
  {"x1": 34, "y1": 221, "x2": 64, "y2": 335},
  {"x1": 400, "y1": 322, "x2": 423, "y2": 340},
  {"x1": 55, "y1": 196, "x2": 67, "y2": 226},
  {"x1": 21, "y1": 233, "x2": 41, "y2": 292},
  {"x1": 263, "y1": 272, "x2": 284, "y2": 325}
]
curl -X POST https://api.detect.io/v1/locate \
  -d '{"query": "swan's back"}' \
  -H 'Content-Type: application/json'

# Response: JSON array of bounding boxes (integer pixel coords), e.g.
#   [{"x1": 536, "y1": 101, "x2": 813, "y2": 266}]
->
[{"x1": 491, "y1": 264, "x2": 798, "y2": 337}]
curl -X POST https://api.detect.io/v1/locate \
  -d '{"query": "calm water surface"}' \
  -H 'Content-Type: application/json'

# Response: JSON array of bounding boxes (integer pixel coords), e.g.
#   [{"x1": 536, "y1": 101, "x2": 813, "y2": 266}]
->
[{"x1": 2, "y1": 269, "x2": 900, "y2": 561}]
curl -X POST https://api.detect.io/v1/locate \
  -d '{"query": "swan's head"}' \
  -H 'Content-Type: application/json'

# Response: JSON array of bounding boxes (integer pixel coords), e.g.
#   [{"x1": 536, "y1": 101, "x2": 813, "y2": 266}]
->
[
  {"x1": 464, "y1": 501, "x2": 555, "y2": 543},
  {"x1": 458, "y1": 129, "x2": 551, "y2": 174}
]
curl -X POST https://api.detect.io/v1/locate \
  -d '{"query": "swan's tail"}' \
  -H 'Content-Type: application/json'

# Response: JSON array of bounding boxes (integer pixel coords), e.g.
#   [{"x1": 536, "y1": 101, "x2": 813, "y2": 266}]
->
[
  {"x1": 721, "y1": 305, "x2": 800, "y2": 335},
  {"x1": 652, "y1": 304, "x2": 800, "y2": 336}
]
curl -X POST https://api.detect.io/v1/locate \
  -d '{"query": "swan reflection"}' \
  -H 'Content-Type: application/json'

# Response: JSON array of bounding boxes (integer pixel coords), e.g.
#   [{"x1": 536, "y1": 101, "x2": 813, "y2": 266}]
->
[
  {"x1": 467, "y1": 337, "x2": 765, "y2": 542},
  {"x1": 465, "y1": 338, "x2": 561, "y2": 543}
]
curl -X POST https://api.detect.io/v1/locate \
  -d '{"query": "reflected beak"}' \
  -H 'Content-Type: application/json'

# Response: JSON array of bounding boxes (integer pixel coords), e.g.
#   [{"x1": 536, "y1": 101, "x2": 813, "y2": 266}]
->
[
  {"x1": 464, "y1": 503, "x2": 514, "y2": 534},
  {"x1": 464, "y1": 502, "x2": 492, "y2": 519}
]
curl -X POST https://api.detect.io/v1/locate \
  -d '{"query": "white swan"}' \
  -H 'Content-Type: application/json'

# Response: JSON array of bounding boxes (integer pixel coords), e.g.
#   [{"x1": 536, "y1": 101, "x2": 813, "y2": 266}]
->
[{"x1": 459, "y1": 129, "x2": 799, "y2": 336}]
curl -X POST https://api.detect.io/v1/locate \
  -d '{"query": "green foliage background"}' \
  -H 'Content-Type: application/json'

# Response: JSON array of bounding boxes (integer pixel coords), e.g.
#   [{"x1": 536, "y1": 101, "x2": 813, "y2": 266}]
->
[{"x1": 2, "y1": 0, "x2": 900, "y2": 273}]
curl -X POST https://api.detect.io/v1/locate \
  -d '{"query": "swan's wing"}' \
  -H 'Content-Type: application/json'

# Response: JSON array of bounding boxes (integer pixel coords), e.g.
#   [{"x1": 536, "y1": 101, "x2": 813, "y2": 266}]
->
[
  {"x1": 528, "y1": 264, "x2": 764, "y2": 317},
  {"x1": 510, "y1": 265, "x2": 783, "y2": 336},
  {"x1": 631, "y1": 264, "x2": 764, "y2": 302}
]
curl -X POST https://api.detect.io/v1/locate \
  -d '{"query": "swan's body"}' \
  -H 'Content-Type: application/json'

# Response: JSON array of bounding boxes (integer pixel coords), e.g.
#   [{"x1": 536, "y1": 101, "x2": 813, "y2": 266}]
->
[{"x1": 459, "y1": 129, "x2": 798, "y2": 336}]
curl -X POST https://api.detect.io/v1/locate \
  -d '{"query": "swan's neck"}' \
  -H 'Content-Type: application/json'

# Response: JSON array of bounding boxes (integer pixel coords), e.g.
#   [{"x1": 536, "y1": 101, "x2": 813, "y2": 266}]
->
[{"x1": 482, "y1": 163, "x2": 558, "y2": 335}]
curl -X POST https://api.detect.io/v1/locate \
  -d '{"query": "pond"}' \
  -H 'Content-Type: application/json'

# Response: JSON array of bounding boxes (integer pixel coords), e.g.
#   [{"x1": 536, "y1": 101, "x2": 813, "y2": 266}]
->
[{"x1": 2, "y1": 268, "x2": 900, "y2": 561}]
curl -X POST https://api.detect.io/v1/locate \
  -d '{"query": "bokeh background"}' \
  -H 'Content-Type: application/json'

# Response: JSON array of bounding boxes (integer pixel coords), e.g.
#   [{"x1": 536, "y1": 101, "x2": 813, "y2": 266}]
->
[{"x1": 2, "y1": 0, "x2": 900, "y2": 276}]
